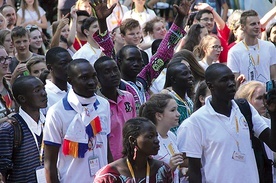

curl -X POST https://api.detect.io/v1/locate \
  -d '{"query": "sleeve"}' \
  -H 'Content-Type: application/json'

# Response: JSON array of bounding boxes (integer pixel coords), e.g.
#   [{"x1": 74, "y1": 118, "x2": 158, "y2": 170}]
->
[
  {"x1": 93, "y1": 31, "x2": 114, "y2": 58},
  {"x1": 217, "y1": 24, "x2": 230, "y2": 43},
  {"x1": 0, "y1": 123, "x2": 14, "y2": 177},
  {"x1": 38, "y1": 6, "x2": 46, "y2": 16},
  {"x1": 177, "y1": 119, "x2": 203, "y2": 158},
  {"x1": 106, "y1": 102, "x2": 111, "y2": 135},
  {"x1": 250, "y1": 104, "x2": 269, "y2": 137},
  {"x1": 94, "y1": 165, "x2": 121, "y2": 183},
  {"x1": 43, "y1": 107, "x2": 63, "y2": 146},
  {"x1": 17, "y1": 8, "x2": 22, "y2": 17},
  {"x1": 227, "y1": 46, "x2": 240, "y2": 74},
  {"x1": 269, "y1": 43, "x2": 276, "y2": 66},
  {"x1": 137, "y1": 23, "x2": 186, "y2": 90}
]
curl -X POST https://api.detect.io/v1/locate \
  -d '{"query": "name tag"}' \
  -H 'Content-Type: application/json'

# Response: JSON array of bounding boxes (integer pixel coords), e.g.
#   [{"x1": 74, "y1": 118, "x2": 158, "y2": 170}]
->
[
  {"x1": 88, "y1": 156, "x2": 100, "y2": 177},
  {"x1": 36, "y1": 166, "x2": 46, "y2": 183}
]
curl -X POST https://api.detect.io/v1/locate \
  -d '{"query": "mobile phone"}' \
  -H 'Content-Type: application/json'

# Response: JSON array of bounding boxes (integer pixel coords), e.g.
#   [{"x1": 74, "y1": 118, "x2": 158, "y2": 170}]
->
[{"x1": 266, "y1": 80, "x2": 275, "y2": 92}]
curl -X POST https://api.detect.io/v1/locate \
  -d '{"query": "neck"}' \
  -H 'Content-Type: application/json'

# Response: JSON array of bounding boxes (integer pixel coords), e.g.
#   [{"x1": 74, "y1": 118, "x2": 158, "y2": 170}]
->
[
  {"x1": 17, "y1": 51, "x2": 32, "y2": 63},
  {"x1": 88, "y1": 38, "x2": 99, "y2": 48},
  {"x1": 27, "y1": 5, "x2": 34, "y2": 10},
  {"x1": 156, "y1": 125, "x2": 169, "y2": 139},
  {"x1": 210, "y1": 97, "x2": 232, "y2": 117},
  {"x1": 51, "y1": 76, "x2": 68, "y2": 91},
  {"x1": 76, "y1": 33, "x2": 87, "y2": 41},
  {"x1": 172, "y1": 87, "x2": 186, "y2": 100},
  {"x1": 30, "y1": 48, "x2": 38, "y2": 54},
  {"x1": 127, "y1": 154, "x2": 148, "y2": 170},
  {"x1": 203, "y1": 57, "x2": 213, "y2": 65},
  {"x1": 21, "y1": 106, "x2": 40, "y2": 123},
  {"x1": 100, "y1": 87, "x2": 118, "y2": 102},
  {"x1": 244, "y1": 36, "x2": 258, "y2": 46},
  {"x1": 135, "y1": 5, "x2": 144, "y2": 13},
  {"x1": 121, "y1": 74, "x2": 136, "y2": 83}
]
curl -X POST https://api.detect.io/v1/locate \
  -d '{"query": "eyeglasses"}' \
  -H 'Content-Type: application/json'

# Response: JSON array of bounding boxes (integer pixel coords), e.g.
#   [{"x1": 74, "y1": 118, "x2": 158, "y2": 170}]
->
[
  {"x1": 200, "y1": 18, "x2": 214, "y2": 23},
  {"x1": 0, "y1": 56, "x2": 12, "y2": 64},
  {"x1": 25, "y1": 25, "x2": 39, "y2": 32},
  {"x1": 210, "y1": 45, "x2": 223, "y2": 52}
]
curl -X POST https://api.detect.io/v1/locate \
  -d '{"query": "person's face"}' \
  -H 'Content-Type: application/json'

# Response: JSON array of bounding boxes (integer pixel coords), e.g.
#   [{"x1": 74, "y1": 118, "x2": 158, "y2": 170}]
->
[
  {"x1": 69, "y1": 62, "x2": 98, "y2": 98},
  {"x1": 23, "y1": 77, "x2": 47, "y2": 109},
  {"x1": 172, "y1": 63, "x2": 194, "y2": 90},
  {"x1": 30, "y1": 62, "x2": 47, "y2": 78},
  {"x1": 242, "y1": 16, "x2": 260, "y2": 38},
  {"x1": 199, "y1": 13, "x2": 214, "y2": 33},
  {"x1": 152, "y1": 21, "x2": 166, "y2": 39},
  {"x1": 249, "y1": 86, "x2": 266, "y2": 116},
  {"x1": 0, "y1": 16, "x2": 6, "y2": 30},
  {"x1": 135, "y1": 122, "x2": 160, "y2": 156},
  {"x1": 85, "y1": 21, "x2": 99, "y2": 38},
  {"x1": 61, "y1": 24, "x2": 70, "y2": 38},
  {"x1": 12, "y1": 34, "x2": 30, "y2": 55},
  {"x1": 133, "y1": 0, "x2": 146, "y2": 7},
  {"x1": 122, "y1": 26, "x2": 142, "y2": 46},
  {"x1": 269, "y1": 26, "x2": 276, "y2": 44},
  {"x1": 49, "y1": 52, "x2": 72, "y2": 81},
  {"x1": 158, "y1": 99, "x2": 180, "y2": 128},
  {"x1": 0, "y1": 48, "x2": 11, "y2": 76},
  {"x1": 29, "y1": 29, "x2": 42, "y2": 50},
  {"x1": 96, "y1": 60, "x2": 121, "y2": 88},
  {"x1": 77, "y1": 15, "x2": 88, "y2": 34},
  {"x1": 208, "y1": 66, "x2": 236, "y2": 101},
  {"x1": 119, "y1": 47, "x2": 143, "y2": 79},
  {"x1": 199, "y1": 27, "x2": 208, "y2": 40},
  {"x1": 25, "y1": 0, "x2": 34, "y2": 6},
  {"x1": 2, "y1": 7, "x2": 16, "y2": 27},
  {"x1": 78, "y1": 1, "x2": 92, "y2": 15},
  {"x1": 3, "y1": 33, "x2": 14, "y2": 54},
  {"x1": 205, "y1": 38, "x2": 222, "y2": 62},
  {"x1": 113, "y1": 28, "x2": 124, "y2": 46}
]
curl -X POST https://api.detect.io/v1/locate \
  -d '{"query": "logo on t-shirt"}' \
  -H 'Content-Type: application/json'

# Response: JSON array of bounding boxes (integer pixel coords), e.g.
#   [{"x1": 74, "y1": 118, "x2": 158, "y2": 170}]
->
[{"x1": 124, "y1": 102, "x2": 132, "y2": 113}]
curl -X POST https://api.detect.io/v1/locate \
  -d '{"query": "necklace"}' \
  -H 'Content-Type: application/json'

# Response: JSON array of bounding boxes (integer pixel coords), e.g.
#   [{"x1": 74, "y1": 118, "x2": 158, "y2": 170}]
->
[
  {"x1": 242, "y1": 40, "x2": 259, "y2": 66},
  {"x1": 126, "y1": 158, "x2": 150, "y2": 183}
]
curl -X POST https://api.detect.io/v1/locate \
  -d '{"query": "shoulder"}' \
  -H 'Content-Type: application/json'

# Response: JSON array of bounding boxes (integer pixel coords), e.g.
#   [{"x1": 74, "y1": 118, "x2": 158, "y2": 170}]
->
[
  {"x1": 96, "y1": 95, "x2": 110, "y2": 106},
  {"x1": 150, "y1": 159, "x2": 172, "y2": 176},
  {"x1": 95, "y1": 165, "x2": 122, "y2": 182},
  {"x1": 38, "y1": 6, "x2": 46, "y2": 13}
]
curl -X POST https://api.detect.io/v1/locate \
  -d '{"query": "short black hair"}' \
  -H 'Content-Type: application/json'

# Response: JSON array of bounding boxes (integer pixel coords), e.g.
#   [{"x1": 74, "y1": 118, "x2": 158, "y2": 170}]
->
[
  {"x1": 94, "y1": 56, "x2": 115, "y2": 74},
  {"x1": 81, "y1": 16, "x2": 98, "y2": 37},
  {"x1": 205, "y1": 63, "x2": 229, "y2": 82},
  {"x1": 67, "y1": 58, "x2": 91, "y2": 78},
  {"x1": 195, "y1": 9, "x2": 213, "y2": 21},
  {"x1": 116, "y1": 45, "x2": 140, "y2": 63},
  {"x1": 46, "y1": 47, "x2": 69, "y2": 65}
]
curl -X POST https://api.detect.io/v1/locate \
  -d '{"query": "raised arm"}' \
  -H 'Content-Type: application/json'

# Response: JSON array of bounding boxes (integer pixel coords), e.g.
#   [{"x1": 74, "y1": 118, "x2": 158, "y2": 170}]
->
[
  {"x1": 50, "y1": 15, "x2": 70, "y2": 48},
  {"x1": 260, "y1": 6, "x2": 276, "y2": 29},
  {"x1": 67, "y1": 6, "x2": 77, "y2": 47},
  {"x1": 137, "y1": 0, "x2": 193, "y2": 90}
]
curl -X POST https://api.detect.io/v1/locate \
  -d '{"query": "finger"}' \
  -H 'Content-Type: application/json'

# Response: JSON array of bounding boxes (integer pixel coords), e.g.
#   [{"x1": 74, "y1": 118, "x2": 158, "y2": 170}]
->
[
  {"x1": 110, "y1": 3, "x2": 117, "y2": 12},
  {"x1": 64, "y1": 13, "x2": 70, "y2": 18}
]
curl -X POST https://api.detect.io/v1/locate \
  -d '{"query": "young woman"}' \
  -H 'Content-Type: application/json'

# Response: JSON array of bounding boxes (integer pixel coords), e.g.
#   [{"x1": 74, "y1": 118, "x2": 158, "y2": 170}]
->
[
  {"x1": 193, "y1": 80, "x2": 210, "y2": 112},
  {"x1": 94, "y1": 117, "x2": 173, "y2": 182},
  {"x1": 266, "y1": 22, "x2": 276, "y2": 46},
  {"x1": 122, "y1": 0, "x2": 156, "y2": 27},
  {"x1": 140, "y1": 93, "x2": 186, "y2": 183},
  {"x1": 16, "y1": 0, "x2": 48, "y2": 30},
  {"x1": 28, "y1": 26, "x2": 45, "y2": 55},
  {"x1": 107, "y1": 0, "x2": 128, "y2": 31},
  {"x1": 26, "y1": 55, "x2": 47, "y2": 77},
  {"x1": 75, "y1": 0, "x2": 92, "y2": 15},
  {"x1": 193, "y1": 35, "x2": 223, "y2": 70},
  {"x1": 0, "y1": 29, "x2": 14, "y2": 57}
]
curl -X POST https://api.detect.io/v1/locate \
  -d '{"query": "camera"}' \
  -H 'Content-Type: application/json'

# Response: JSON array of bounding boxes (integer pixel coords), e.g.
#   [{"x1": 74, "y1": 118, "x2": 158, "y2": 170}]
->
[{"x1": 266, "y1": 80, "x2": 276, "y2": 92}]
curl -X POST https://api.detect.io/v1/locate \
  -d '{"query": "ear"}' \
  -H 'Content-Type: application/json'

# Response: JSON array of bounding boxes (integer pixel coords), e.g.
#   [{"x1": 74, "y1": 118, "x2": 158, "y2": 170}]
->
[
  {"x1": 83, "y1": 29, "x2": 90, "y2": 37},
  {"x1": 67, "y1": 76, "x2": 72, "y2": 85},
  {"x1": 155, "y1": 112, "x2": 163, "y2": 122},
  {"x1": 128, "y1": 136, "x2": 136, "y2": 146},
  {"x1": 240, "y1": 24, "x2": 245, "y2": 31},
  {"x1": 17, "y1": 95, "x2": 26, "y2": 104},
  {"x1": 47, "y1": 64, "x2": 52, "y2": 71},
  {"x1": 206, "y1": 81, "x2": 213, "y2": 90},
  {"x1": 199, "y1": 95, "x2": 205, "y2": 104}
]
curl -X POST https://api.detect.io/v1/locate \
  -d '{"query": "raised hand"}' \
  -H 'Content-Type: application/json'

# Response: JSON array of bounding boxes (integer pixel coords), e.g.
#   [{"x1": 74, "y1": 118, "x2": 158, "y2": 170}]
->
[
  {"x1": 173, "y1": 0, "x2": 195, "y2": 17},
  {"x1": 91, "y1": 0, "x2": 116, "y2": 20}
]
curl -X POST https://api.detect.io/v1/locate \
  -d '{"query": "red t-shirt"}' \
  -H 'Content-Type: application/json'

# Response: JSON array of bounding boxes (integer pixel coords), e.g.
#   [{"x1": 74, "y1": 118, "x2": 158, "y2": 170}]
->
[{"x1": 73, "y1": 37, "x2": 87, "y2": 51}]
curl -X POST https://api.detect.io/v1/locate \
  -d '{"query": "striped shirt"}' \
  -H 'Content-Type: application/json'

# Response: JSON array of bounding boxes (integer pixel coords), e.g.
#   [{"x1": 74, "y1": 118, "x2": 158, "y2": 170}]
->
[{"x1": 0, "y1": 114, "x2": 42, "y2": 182}]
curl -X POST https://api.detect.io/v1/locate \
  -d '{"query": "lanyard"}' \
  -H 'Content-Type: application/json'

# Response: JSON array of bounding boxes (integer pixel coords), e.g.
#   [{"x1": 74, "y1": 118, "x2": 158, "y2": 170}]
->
[
  {"x1": 89, "y1": 44, "x2": 96, "y2": 54},
  {"x1": 242, "y1": 40, "x2": 259, "y2": 66},
  {"x1": 75, "y1": 36, "x2": 84, "y2": 48},
  {"x1": 170, "y1": 90, "x2": 191, "y2": 115},
  {"x1": 126, "y1": 158, "x2": 150, "y2": 183}
]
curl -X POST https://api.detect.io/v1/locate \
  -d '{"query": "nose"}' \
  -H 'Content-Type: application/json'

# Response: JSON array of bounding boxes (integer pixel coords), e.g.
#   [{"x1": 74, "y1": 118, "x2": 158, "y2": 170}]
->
[{"x1": 176, "y1": 110, "x2": 180, "y2": 117}]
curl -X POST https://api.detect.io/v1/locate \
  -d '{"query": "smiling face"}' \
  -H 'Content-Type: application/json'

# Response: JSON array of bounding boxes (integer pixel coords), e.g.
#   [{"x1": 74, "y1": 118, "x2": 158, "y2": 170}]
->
[
  {"x1": 151, "y1": 21, "x2": 166, "y2": 39},
  {"x1": 29, "y1": 29, "x2": 43, "y2": 50},
  {"x1": 241, "y1": 16, "x2": 260, "y2": 38},
  {"x1": 122, "y1": 26, "x2": 142, "y2": 46},
  {"x1": 13, "y1": 34, "x2": 30, "y2": 55},
  {"x1": 171, "y1": 63, "x2": 194, "y2": 91},
  {"x1": 199, "y1": 13, "x2": 214, "y2": 33},
  {"x1": 30, "y1": 62, "x2": 47, "y2": 78}
]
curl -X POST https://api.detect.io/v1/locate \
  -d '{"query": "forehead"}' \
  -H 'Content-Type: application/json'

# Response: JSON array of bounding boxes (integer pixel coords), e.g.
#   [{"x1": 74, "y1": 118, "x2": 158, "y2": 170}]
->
[
  {"x1": 13, "y1": 35, "x2": 29, "y2": 41},
  {"x1": 27, "y1": 78, "x2": 43, "y2": 90},
  {"x1": 3, "y1": 7, "x2": 15, "y2": 14},
  {"x1": 124, "y1": 47, "x2": 141, "y2": 57},
  {"x1": 30, "y1": 30, "x2": 41, "y2": 36},
  {"x1": 138, "y1": 122, "x2": 156, "y2": 136},
  {"x1": 99, "y1": 60, "x2": 117, "y2": 69},
  {"x1": 201, "y1": 13, "x2": 213, "y2": 19},
  {"x1": 245, "y1": 16, "x2": 260, "y2": 24},
  {"x1": 74, "y1": 62, "x2": 95, "y2": 75},
  {"x1": 125, "y1": 26, "x2": 141, "y2": 33}
]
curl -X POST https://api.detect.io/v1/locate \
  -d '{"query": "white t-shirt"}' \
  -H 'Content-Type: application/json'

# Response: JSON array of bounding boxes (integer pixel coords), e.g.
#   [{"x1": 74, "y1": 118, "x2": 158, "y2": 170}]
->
[
  {"x1": 177, "y1": 96, "x2": 268, "y2": 183},
  {"x1": 72, "y1": 43, "x2": 102, "y2": 66},
  {"x1": 122, "y1": 8, "x2": 156, "y2": 27},
  {"x1": 150, "y1": 68, "x2": 166, "y2": 94},
  {"x1": 227, "y1": 39, "x2": 276, "y2": 83},
  {"x1": 153, "y1": 131, "x2": 181, "y2": 183},
  {"x1": 43, "y1": 92, "x2": 111, "y2": 183},
  {"x1": 17, "y1": 7, "x2": 45, "y2": 28}
]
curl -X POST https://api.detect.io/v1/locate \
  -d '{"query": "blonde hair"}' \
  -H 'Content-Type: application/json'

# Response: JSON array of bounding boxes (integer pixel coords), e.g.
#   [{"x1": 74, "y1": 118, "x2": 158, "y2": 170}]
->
[
  {"x1": 193, "y1": 34, "x2": 219, "y2": 60},
  {"x1": 235, "y1": 81, "x2": 265, "y2": 101},
  {"x1": 20, "y1": 0, "x2": 41, "y2": 22}
]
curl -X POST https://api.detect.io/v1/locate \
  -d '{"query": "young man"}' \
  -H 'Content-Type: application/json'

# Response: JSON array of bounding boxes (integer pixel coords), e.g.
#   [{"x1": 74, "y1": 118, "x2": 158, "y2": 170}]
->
[
  {"x1": 120, "y1": 18, "x2": 149, "y2": 65},
  {"x1": 195, "y1": 9, "x2": 228, "y2": 63},
  {"x1": 72, "y1": 10, "x2": 89, "y2": 51},
  {"x1": 227, "y1": 10, "x2": 276, "y2": 84},
  {"x1": 9, "y1": 26, "x2": 37, "y2": 82},
  {"x1": 0, "y1": 76, "x2": 47, "y2": 182},
  {"x1": 178, "y1": 63, "x2": 276, "y2": 183},
  {"x1": 43, "y1": 59, "x2": 112, "y2": 182},
  {"x1": 94, "y1": 56, "x2": 136, "y2": 160},
  {"x1": 44, "y1": 47, "x2": 72, "y2": 112},
  {"x1": 117, "y1": 0, "x2": 191, "y2": 113},
  {"x1": 0, "y1": 5, "x2": 16, "y2": 30},
  {"x1": 72, "y1": 2, "x2": 115, "y2": 65}
]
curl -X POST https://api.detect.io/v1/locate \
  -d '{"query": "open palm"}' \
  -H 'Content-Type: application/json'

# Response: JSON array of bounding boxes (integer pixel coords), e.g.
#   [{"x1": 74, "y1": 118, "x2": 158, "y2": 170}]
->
[{"x1": 91, "y1": 0, "x2": 116, "y2": 20}]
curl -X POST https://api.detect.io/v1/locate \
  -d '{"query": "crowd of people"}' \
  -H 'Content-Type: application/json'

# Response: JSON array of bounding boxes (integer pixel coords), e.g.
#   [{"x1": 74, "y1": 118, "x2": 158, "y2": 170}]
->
[{"x1": 0, "y1": 0, "x2": 276, "y2": 182}]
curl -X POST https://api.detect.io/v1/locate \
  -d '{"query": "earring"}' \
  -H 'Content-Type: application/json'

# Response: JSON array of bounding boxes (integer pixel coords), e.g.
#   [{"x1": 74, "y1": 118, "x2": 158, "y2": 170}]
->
[{"x1": 133, "y1": 146, "x2": 138, "y2": 160}]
